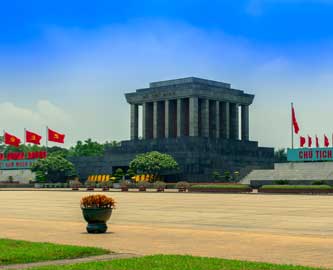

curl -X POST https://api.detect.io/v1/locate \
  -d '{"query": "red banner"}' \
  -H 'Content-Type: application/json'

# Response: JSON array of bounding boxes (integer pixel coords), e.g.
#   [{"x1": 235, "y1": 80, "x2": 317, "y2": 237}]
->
[
  {"x1": 48, "y1": 128, "x2": 65, "y2": 143},
  {"x1": 1, "y1": 151, "x2": 47, "y2": 160},
  {"x1": 26, "y1": 130, "x2": 42, "y2": 145},
  {"x1": 4, "y1": 132, "x2": 21, "y2": 147}
]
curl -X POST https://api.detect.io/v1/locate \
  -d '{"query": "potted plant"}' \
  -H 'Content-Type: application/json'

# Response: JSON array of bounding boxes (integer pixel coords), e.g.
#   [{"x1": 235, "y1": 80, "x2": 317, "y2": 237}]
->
[
  {"x1": 137, "y1": 180, "x2": 149, "y2": 192},
  {"x1": 102, "y1": 181, "x2": 111, "y2": 191},
  {"x1": 154, "y1": 181, "x2": 166, "y2": 192},
  {"x1": 120, "y1": 180, "x2": 130, "y2": 191},
  {"x1": 85, "y1": 180, "x2": 95, "y2": 191},
  {"x1": 80, "y1": 194, "x2": 116, "y2": 233},
  {"x1": 176, "y1": 181, "x2": 190, "y2": 192},
  {"x1": 70, "y1": 179, "x2": 81, "y2": 190}
]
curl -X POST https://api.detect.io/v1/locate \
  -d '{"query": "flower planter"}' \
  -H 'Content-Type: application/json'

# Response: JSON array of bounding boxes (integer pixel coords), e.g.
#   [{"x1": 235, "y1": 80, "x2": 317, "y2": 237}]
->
[
  {"x1": 81, "y1": 208, "x2": 112, "y2": 233},
  {"x1": 156, "y1": 187, "x2": 165, "y2": 192},
  {"x1": 139, "y1": 187, "x2": 146, "y2": 192},
  {"x1": 113, "y1": 183, "x2": 121, "y2": 189},
  {"x1": 121, "y1": 187, "x2": 128, "y2": 192}
]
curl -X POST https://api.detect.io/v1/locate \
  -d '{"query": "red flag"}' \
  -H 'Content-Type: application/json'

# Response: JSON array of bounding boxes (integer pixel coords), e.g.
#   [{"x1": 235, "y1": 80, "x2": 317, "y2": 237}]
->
[
  {"x1": 308, "y1": 135, "x2": 312, "y2": 148},
  {"x1": 324, "y1": 134, "x2": 330, "y2": 147},
  {"x1": 26, "y1": 130, "x2": 42, "y2": 145},
  {"x1": 300, "y1": 136, "x2": 306, "y2": 147},
  {"x1": 48, "y1": 128, "x2": 65, "y2": 143},
  {"x1": 4, "y1": 132, "x2": 21, "y2": 147},
  {"x1": 292, "y1": 104, "x2": 300, "y2": 134},
  {"x1": 316, "y1": 135, "x2": 319, "y2": 148}
]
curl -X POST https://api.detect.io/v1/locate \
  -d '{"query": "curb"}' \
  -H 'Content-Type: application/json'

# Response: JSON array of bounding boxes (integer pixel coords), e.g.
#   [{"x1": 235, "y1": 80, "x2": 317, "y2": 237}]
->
[{"x1": 0, "y1": 253, "x2": 139, "y2": 269}]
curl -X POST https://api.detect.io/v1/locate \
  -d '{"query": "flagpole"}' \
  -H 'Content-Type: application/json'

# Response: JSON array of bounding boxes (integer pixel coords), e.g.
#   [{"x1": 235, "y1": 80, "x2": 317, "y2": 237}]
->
[
  {"x1": 46, "y1": 126, "x2": 48, "y2": 156},
  {"x1": 291, "y1": 102, "x2": 294, "y2": 149}
]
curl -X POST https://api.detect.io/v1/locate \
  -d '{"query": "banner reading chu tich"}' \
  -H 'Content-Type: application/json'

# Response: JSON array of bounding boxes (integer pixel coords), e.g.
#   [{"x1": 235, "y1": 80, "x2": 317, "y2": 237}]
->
[{"x1": 287, "y1": 148, "x2": 333, "y2": 162}]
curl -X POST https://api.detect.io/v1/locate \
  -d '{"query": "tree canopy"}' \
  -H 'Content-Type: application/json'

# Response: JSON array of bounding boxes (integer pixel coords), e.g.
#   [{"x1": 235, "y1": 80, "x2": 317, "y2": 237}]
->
[
  {"x1": 31, "y1": 154, "x2": 76, "y2": 183},
  {"x1": 129, "y1": 151, "x2": 179, "y2": 180},
  {"x1": 274, "y1": 148, "x2": 287, "y2": 163}
]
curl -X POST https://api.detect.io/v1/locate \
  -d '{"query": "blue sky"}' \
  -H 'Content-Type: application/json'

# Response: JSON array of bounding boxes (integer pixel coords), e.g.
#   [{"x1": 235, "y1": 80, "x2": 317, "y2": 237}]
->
[{"x1": 1, "y1": 0, "x2": 333, "y2": 148}]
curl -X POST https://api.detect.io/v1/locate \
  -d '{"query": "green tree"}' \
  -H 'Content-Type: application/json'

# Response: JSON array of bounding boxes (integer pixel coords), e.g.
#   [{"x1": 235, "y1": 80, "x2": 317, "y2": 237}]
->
[
  {"x1": 113, "y1": 168, "x2": 124, "y2": 180},
  {"x1": 31, "y1": 155, "x2": 76, "y2": 183},
  {"x1": 274, "y1": 148, "x2": 287, "y2": 163},
  {"x1": 104, "y1": 140, "x2": 121, "y2": 148},
  {"x1": 68, "y1": 139, "x2": 105, "y2": 157},
  {"x1": 129, "y1": 151, "x2": 179, "y2": 181},
  {"x1": 212, "y1": 171, "x2": 221, "y2": 182}
]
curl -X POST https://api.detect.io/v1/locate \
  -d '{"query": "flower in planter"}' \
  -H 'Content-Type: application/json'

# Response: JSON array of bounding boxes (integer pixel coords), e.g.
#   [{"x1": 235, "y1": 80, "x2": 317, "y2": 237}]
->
[
  {"x1": 176, "y1": 181, "x2": 190, "y2": 190},
  {"x1": 70, "y1": 179, "x2": 81, "y2": 189},
  {"x1": 154, "y1": 181, "x2": 166, "y2": 191},
  {"x1": 80, "y1": 194, "x2": 116, "y2": 209},
  {"x1": 80, "y1": 195, "x2": 116, "y2": 233}
]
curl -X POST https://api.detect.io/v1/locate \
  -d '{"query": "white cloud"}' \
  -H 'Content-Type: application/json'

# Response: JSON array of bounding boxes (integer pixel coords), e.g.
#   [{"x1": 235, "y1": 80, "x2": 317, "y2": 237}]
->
[{"x1": 0, "y1": 100, "x2": 72, "y2": 145}]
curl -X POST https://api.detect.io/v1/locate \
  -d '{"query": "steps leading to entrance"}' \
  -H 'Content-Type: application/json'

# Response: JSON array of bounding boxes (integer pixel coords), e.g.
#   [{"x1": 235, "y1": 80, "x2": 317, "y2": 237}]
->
[{"x1": 241, "y1": 162, "x2": 333, "y2": 185}]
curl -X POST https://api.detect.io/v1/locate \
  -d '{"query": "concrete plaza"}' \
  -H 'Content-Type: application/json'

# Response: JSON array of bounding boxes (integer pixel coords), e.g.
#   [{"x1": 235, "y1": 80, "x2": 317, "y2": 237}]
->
[{"x1": 1, "y1": 190, "x2": 333, "y2": 268}]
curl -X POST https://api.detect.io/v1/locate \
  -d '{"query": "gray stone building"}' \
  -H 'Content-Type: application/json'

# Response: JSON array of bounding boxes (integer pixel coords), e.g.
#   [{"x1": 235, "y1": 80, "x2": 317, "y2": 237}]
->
[{"x1": 72, "y1": 77, "x2": 274, "y2": 182}]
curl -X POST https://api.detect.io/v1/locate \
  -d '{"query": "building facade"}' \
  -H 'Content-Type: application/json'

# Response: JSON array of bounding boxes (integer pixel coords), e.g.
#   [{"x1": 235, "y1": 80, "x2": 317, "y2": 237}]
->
[
  {"x1": 126, "y1": 77, "x2": 251, "y2": 142},
  {"x1": 72, "y1": 77, "x2": 274, "y2": 182}
]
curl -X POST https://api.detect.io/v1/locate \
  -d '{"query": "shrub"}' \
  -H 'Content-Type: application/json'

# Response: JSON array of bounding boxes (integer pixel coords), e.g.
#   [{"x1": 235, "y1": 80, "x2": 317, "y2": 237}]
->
[
  {"x1": 223, "y1": 171, "x2": 232, "y2": 182},
  {"x1": 80, "y1": 195, "x2": 116, "y2": 209},
  {"x1": 261, "y1": 185, "x2": 333, "y2": 189},
  {"x1": 274, "y1": 180, "x2": 289, "y2": 185},
  {"x1": 154, "y1": 181, "x2": 166, "y2": 189},
  {"x1": 211, "y1": 171, "x2": 221, "y2": 182},
  {"x1": 120, "y1": 180, "x2": 130, "y2": 188},
  {"x1": 176, "y1": 181, "x2": 190, "y2": 189},
  {"x1": 312, "y1": 180, "x2": 328, "y2": 185},
  {"x1": 137, "y1": 181, "x2": 150, "y2": 188},
  {"x1": 70, "y1": 179, "x2": 81, "y2": 188}
]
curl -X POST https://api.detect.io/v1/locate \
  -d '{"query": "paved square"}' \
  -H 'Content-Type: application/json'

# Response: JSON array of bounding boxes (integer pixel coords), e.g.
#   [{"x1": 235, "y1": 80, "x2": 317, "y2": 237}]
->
[{"x1": 1, "y1": 190, "x2": 333, "y2": 268}]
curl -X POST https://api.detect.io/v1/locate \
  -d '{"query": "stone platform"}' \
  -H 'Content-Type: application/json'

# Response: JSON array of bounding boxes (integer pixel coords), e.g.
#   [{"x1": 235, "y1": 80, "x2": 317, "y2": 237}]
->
[
  {"x1": 71, "y1": 137, "x2": 274, "y2": 182},
  {"x1": 242, "y1": 162, "x2": 333, "y2": 187}
]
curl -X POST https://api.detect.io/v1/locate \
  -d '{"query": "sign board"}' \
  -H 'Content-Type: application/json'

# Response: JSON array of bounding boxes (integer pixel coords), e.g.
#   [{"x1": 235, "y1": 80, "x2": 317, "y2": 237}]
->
[
  {"x1": 0, "y1": 159, "x2": 36, "y2": 170},
  {"x1": 0, "y1": 151, "x2": 47, "y2": 161},
  {"x1": 287, "y1": 148, "x2": 333, "y2": 162}
]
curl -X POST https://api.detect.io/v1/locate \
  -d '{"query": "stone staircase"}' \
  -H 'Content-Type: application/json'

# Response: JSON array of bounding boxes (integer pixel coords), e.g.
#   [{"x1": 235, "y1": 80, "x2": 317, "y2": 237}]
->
[{"x1": 241, "y1": 162, "x2": 333, "y2": 185}]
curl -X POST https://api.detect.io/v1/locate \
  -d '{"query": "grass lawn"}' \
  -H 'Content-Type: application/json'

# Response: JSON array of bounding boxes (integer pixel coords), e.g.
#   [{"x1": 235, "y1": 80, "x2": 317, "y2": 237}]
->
[
  {"x1": 0, "y1": 239, "x2": 109, "y2": 266},
  {"x1": 260, "y1": 185, "x2": 333, "y2": 189},
  {"x1": 27, "y1": 255, "x2": 326, "y2": 270}
]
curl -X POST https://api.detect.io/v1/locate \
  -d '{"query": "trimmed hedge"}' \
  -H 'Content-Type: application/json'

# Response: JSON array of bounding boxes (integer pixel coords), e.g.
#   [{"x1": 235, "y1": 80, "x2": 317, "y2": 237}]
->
[
  {"x1": 190, "y1": 184, "x2": 250, "y2": 189},
  {"x1": 261, "y1": 185, "x2": 333, "y2": 190},
  {"x1": 189, "y1": 184, "x2": 252, "y2": 193}
]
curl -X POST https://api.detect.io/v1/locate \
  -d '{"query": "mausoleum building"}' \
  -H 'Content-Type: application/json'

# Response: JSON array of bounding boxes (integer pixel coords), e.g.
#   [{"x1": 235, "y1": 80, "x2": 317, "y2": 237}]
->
[{"x1": 72, "y1": 77, "x2": 274, "y2": 182}]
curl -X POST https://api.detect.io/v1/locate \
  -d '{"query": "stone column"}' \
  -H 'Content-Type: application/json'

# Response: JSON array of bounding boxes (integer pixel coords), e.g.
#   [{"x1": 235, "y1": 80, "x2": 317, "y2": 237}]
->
[
  {"x1": 221, "y1": 102, "x2": 230, "y2": 139},
  {"x1": 165, "y1": 100, "x2": 170, "y2": 138},
  {"x1": 230, "y1": 103, "x2": 239, "y2": 140},
  {"x1": 215, "y1": 101, "x2": 220, "y2": 139},
  {"x1": 177, "y1": 99, "x2": 186, "y2": 137},
  {"x1": 142, "y1": 102, "x2": 153, "y2": 139},
  {"x1": 241, "y1": 105, "x2": 249, "y2": 141},
  {"x1": 153, "y1": 101, "x2": 158, "y2": 139},
  {"x1": 189, "y1": 97, "x2": 199, "y2": 136},
  {"x1": 130, "y1": 104, "x2": 138, "y2": 140},
  {"x1": 201, "y1": 99, "x2": 209, "y2": 137}
]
